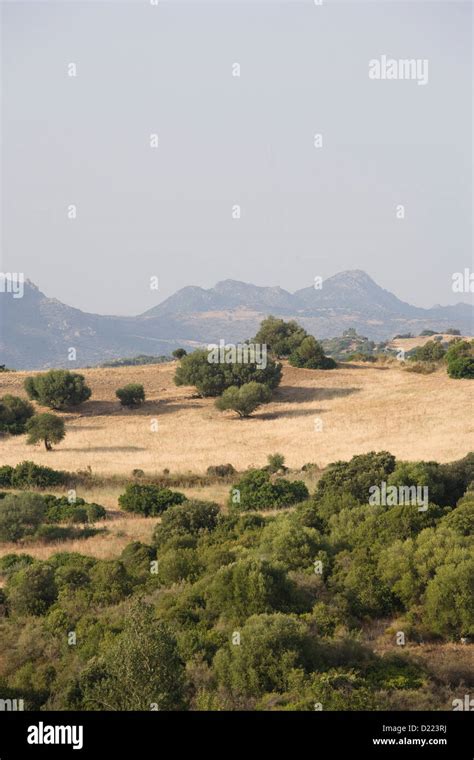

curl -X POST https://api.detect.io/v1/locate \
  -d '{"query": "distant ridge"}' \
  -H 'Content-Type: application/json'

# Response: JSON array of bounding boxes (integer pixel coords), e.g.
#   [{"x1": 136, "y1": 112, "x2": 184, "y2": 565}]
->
[{"x1": 1, "y1": 271, "x2": 472, "y2": 369}]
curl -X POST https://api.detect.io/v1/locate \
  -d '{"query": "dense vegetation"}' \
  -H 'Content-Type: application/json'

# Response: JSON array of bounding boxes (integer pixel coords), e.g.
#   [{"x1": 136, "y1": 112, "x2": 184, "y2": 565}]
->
[{"x1": 0, "y1": 451, "x2": 471, "y2": 711}]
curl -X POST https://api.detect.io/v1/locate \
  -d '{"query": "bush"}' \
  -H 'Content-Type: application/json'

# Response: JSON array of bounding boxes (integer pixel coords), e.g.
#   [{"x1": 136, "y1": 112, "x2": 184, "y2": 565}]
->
[
  {"x1": 230, "y1": 469, "x2": 309, "y2": 511},
  {"x1": 120, "y1": 542, "x2": 156, "y2": 580},
  {"x1": 0, "y1": 554, "x2": 34, "y2": 578},
  {"x1": 411, "y1": 340, "x2": 446, "y2": 362},
  {"x1": 41, "y1": 495, "x2": 106, "y2": 524},
  {"x1": 10, "y1": 461, "x2": 67, "y2": 488},
  {"x1": 0, "y1": 465, "x2": 14, "y2": 486},
  {"x1": 172, "y1": 348, "x2": 187, "y2": 359},
  {"x1": 0, "y1": 395, "x2": 34, "y2": 435},
  {"x1": 206, "y1": 464, "x2": 236, "y2": 477},
  {"x1": 213, "y1": 613, "x2": 311, "y2": 698},
  {"x1": 7, "y1": 563, "x2": 58, "y2": 615},
  {"x1": 207, "y1": 559, "x2": 299, "y2": 621},
  {"x1": 174, "y1": 349, "x2": 282, "y2": 397},
  {"x1": 267, "y1": 453, "x2": 285, "y2": 473},
  {"x1": 315, "y1": 451, "x2": 396, "y2": 505},
  {"x1": 115, "y1": 384, "x2": 145, "y2": 408},
  {"x1": 118, "y1": 483, "x2": 186, "y2": 516},
  {"x1": 24, "y1": 370, "x2": 91, "y2": 410},
  {"x1": 153, "y1": 500, "x2": 220, "y2": 547},
  {"x1": 0, "y1": 493, "x2": 46, "y2": 542},
  {"x1": 446, "y1": 340, "x2": 474, "y2": 379},
  {"x1": 26, "y1": 413, "x2": 65, "y2": 451},
  {"x1": 289, "y1": 336, "x2": 337, "y2": 370},
  {"x1": 215, "y1": 382, "x2": 272, "y2": 418}
]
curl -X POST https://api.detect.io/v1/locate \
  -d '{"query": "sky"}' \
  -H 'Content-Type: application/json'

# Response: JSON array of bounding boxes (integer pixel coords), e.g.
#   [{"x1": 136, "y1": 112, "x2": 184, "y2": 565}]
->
[{"x1": 1, "y1": 0, "x2": 472, "y2": 315}]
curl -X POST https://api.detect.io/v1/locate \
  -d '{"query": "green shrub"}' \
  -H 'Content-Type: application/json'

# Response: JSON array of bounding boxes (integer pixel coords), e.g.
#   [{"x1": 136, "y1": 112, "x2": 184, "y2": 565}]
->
[
  {"x1": 7, "y1": 562, "x2": 58, "y2": 615},
  {"x1": 315, "y1": 451, "x2": 396, "y2": 505},
  {"x1": 118, "y1": 483, "x2": 186, "y2": 516},
  {"x1": 289, "y1": 336, "x2": 337, "y2": 370},
  {"x1": 24, "y1": 370, "x2": 92, "y2": 410},
  {"x1": 0, "y1": 465, "x2": 14, "y2": 486},
  {"x1": 411, "y1": 340, "x2": 446, "y2": 362},
  {"x1": 0, "y1": 493, "x2": 45, "y2": 542},
  {"x1": 11, "y1": 460, "x2": 67, "y2": 488},
  {"x1": 0, "y1": 553, "x2": 34, "y2": 578},
  {"x1": 0, "y1": 395, "x2": 34, "y2": 435},
  {"x1": 153, "y1": 500, "x2": 220, "y2": 548},
  {"x1": 230, "y1": 469, "x2": 309, "y2": 511},
  {"x1": 446, "y1": 340, "x2": 474, "y2": 379},
  {"x1": 215, "y1": 382, "x2": 272, "y2": 418},
  {"x1": 267, "y1": 453, "x2": 285, "y2": 473},
  {"x1": 115, "y1": 384, "x2": 145, "y2": 408}
]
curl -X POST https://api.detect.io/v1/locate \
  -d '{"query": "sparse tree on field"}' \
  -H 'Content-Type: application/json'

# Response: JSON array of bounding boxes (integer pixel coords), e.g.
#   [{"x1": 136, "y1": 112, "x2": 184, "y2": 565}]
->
[
  {"x1": 116, "y1": 384, "x2": 145, "y2": 408},
  {"x1": 24, "y1": 370, "x2": 91, "y2": 410},
  {"x1": 172, "y1": 348, "x2": 187, "y2": 360},
  {"x1": 215, "y1": 382, "x2": 272, "y2": 418},
  {"x1": 26, "y1": 413, "x2": 66, "y2": 451}
]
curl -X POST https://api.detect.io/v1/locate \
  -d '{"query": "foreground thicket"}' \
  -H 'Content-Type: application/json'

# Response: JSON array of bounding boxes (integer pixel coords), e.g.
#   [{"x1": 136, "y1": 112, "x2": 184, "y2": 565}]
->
[{"x1": 0, "y1": 451, "x2": 472, "y2": 711}]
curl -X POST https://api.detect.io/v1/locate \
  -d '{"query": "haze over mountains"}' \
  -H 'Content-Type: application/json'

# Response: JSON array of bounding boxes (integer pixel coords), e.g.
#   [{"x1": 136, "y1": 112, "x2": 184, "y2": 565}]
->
[{"x1": 1, "y1": 270, "x2": 472, "y2": 370}]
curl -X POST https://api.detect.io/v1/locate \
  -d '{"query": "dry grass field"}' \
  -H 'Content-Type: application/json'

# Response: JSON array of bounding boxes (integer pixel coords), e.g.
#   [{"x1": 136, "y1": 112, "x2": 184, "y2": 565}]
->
[{"x1": 0, "y1": 356, "x2": 472, "y2": 477}]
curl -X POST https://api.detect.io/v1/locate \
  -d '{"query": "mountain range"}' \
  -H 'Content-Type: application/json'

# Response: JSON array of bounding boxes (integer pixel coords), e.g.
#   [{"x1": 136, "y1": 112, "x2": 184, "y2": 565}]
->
[{"x1": 1, "y1": 270, "x2": 472, "y2": 369}]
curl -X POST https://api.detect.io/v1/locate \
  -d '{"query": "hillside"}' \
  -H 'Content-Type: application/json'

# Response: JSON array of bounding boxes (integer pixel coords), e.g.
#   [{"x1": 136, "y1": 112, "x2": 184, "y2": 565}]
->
[{"x1": 1, "y1": 271, "x2": 472, "y2": 369}]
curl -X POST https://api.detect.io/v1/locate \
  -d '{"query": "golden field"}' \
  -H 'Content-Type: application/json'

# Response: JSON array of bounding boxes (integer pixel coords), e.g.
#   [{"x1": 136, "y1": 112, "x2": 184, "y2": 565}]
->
[
  {"x1": 0, "y1": 357, "x2": 472, "y2": 477},
  {"x1": 0, "y1": 354, "x2": 472, "y2": 562}
]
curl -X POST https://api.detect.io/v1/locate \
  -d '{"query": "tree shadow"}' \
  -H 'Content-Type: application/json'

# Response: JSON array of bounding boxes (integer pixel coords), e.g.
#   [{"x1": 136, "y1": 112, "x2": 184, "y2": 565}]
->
[
  {"x1": 274, "y1": 386, "x2": 360, "y2": 403},
  {"x1": 65, "y1": 446, "x2": 147, "y2": 453}
]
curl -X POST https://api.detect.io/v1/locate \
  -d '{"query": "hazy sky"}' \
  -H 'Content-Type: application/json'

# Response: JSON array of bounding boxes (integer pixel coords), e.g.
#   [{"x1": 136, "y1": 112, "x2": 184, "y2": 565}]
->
[{"x1": 1, "y1": 0, "x2": 472, "y2": 315}]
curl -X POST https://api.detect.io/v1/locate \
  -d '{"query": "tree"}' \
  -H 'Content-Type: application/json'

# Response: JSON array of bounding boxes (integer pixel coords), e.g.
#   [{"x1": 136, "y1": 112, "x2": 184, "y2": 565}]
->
[
  {"x1": 118, "y1": 483, "x2": 186, "y2": 516},
  {"x1": 289, "y1": 336, "x2": 336, "y2": 369},
  {"x1": 174, "y1": 349, "x2": 282, "y2": 397},
  {"x1": 253, "y1": 316, "x2": 307, "y2": 358},
  {"x1": 172, "y1": 348, "x2": 187, "y2": 359},
  {"x1": 0, "y1": 395, "x2": 34, "y2": 435},
  {"x1": 215, "y1": 382, "x2": 272, "y2": 418},
  {"x1": 26, "y1": 413, "x2": 65, "y2": 451},
  {"x1": 446, "y1": 340, "x2": 474, "y2": 379},
  {"x1": 24, "y1": 370, "x2": 91, "y2": 410},
  {"x1": 115, "y1": 384, "x2": 145, "y2": 408},
  {"x1": 80, "y1": 599, "x2": 187, "y2": 710}
]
